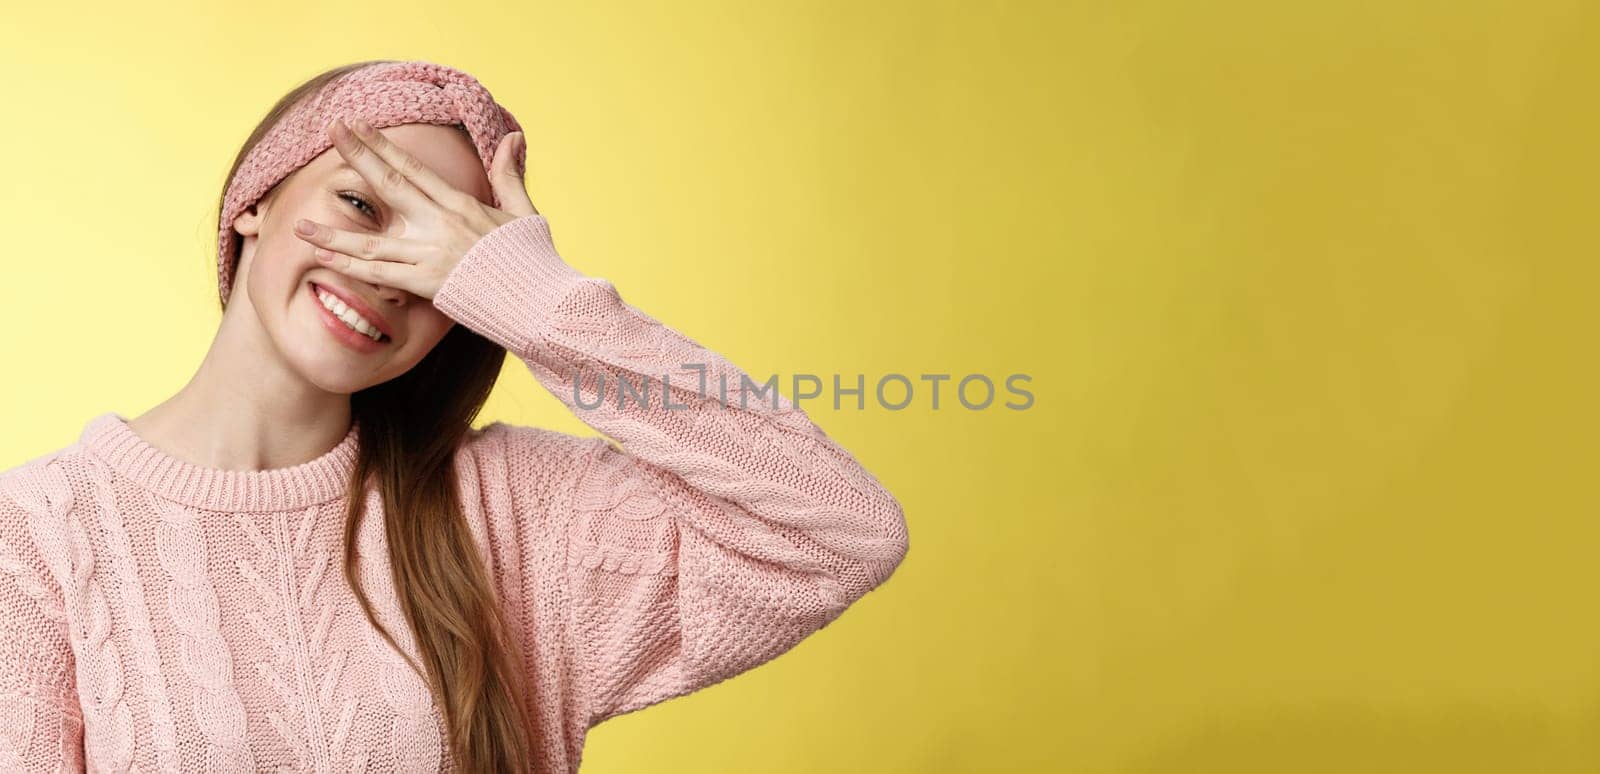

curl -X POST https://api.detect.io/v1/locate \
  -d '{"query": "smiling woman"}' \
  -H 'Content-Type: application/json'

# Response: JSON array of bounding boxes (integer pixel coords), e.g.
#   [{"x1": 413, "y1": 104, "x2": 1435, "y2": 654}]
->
[{"x1": 0, "y1": 59, "x2": 909, "y2": 773}]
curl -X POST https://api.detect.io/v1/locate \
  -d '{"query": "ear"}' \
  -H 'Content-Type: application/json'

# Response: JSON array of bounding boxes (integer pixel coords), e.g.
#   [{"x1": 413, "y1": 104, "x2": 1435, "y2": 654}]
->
[{"x1": 233, "y1": 200, "x2": 266, "y2": 238}]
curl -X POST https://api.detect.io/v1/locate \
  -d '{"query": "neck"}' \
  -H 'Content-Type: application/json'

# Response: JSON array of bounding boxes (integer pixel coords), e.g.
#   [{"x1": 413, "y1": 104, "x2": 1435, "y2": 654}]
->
[{"x1": 129, "y1": 288, "x2": 353, "y2": 474}]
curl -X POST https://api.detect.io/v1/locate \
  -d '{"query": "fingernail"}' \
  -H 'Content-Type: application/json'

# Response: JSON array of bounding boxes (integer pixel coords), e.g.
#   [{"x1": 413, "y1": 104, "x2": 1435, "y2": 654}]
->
[
  {"x1": 352, "y1": 117, "x2": 373, "y2": 135},
  {"x1": 295, "y1": 219, "x2": 315, "y2": 236},
  {"x1": 316, "y1": 248, "x2": 334, "y2": 261}
]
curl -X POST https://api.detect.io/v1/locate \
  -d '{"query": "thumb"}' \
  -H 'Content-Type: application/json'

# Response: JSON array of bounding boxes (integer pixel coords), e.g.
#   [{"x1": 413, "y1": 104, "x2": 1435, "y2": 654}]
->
[{"x1": 491, "y1": 132, "x2": 538, "y2": 217}]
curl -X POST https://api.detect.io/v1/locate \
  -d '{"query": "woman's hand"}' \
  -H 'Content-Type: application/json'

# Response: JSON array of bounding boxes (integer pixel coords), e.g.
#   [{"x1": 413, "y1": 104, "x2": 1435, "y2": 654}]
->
[{"x1": 290, "y1": 117, "x2": 538, "y2": 301}]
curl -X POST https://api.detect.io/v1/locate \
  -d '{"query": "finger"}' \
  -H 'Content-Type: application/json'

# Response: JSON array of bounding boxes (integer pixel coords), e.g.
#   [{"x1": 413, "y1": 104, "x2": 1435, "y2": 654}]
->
[
  {"x1": 346, "y1": 117, "x2": 480, "y2": 211},
  {"x1": 294, "y1": 218, "x2": 434, "y2": 264},
  {"x1": 327, "y1": 119, "x2": 436, "y2": 217},
  {"x1": 315, "y1": 249, "x2": 426, "y2": 297},
  {"x1": 490, "y1": 132, "x2": 539, "y2": 217}
]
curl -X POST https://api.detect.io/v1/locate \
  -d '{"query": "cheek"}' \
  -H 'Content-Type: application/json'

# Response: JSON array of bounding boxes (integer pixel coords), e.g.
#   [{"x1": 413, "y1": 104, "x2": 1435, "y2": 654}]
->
[
  {"x1": 253, "y1": 218, "x2": 319, "y2": 273},
  {"x1": 405, "y1": 307, "x2": 456, "y2": 351}
]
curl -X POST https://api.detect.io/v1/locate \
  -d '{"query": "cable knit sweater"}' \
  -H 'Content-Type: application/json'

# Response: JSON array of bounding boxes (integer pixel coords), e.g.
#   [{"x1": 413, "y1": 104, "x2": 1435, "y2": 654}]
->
[{"x1": 0, "y1": 214, "x2": 910, "y2": 773}]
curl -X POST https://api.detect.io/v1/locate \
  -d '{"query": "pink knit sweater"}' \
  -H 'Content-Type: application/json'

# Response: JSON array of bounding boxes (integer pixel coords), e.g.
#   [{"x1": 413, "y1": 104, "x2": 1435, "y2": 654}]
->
[{"x1": 0, "y1": 215, "x2": 910, "y2": 773}]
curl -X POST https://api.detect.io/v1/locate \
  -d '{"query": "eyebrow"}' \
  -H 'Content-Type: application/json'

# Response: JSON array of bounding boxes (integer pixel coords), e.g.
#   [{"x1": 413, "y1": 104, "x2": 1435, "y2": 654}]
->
[{"x1": 327, "y1": 164, "x2": 376, "y2": 190}]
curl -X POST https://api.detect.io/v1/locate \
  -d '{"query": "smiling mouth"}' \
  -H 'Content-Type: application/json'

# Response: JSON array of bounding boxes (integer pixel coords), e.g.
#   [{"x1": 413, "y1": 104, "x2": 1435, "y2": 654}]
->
[{"x1": 309, "y1": 282, "x2": 391, "y2": 344}]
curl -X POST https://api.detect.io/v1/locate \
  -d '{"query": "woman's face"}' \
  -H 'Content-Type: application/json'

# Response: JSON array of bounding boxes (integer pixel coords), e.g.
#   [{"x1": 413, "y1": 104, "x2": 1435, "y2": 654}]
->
[{"x1": 230, "y1": 122, "x2": 495, "y2": 394}]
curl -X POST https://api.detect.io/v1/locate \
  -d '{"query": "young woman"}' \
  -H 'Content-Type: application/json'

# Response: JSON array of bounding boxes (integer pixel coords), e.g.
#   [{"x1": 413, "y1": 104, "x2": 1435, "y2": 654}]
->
[{"x1": 0, "y1": 59, "x2": 909, "y2": 773}]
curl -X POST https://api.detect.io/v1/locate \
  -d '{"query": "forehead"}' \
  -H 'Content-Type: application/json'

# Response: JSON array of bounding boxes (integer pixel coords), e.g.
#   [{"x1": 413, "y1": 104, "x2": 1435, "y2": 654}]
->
[{"x1": 305, "y1": 122, "x2": 492, "y2": 202}]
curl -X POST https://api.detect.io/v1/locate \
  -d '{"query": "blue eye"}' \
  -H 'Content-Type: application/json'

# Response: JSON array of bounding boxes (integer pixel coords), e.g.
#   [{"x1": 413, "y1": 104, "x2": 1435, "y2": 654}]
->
[{"x1": 339, "y1": 192, "x2": 376, "y2": 218}]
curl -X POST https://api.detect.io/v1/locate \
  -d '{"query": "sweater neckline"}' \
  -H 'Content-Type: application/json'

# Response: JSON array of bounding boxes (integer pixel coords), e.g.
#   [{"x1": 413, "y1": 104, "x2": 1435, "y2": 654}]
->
[{"x1": 77, "y1": 412, "x2": 362, "y2": 512}]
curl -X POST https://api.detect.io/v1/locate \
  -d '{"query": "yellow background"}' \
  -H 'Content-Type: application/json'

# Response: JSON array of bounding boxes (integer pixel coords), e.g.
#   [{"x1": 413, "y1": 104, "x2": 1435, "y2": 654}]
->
[{"x1": 2, "y1": 1, "x2": 1594, "y2": 771}]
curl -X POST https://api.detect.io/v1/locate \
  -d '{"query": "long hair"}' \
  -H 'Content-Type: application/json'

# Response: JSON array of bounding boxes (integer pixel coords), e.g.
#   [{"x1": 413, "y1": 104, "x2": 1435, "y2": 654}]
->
[{"x1": 217, "y1": 60, "x2": 537, "y2": 773}]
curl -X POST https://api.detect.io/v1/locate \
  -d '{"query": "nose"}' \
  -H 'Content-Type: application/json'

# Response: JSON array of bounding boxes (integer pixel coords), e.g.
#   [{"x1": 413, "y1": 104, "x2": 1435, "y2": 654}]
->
[{"x1": 369, "y1": 281, "x2": 410, "y2": 305}]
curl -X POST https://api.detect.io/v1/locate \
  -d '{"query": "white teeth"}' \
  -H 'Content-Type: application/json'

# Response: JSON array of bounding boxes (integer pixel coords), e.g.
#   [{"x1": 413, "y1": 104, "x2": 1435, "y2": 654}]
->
[{"x1": 316, "y1": 288, "x2": 384, "y2": 342}]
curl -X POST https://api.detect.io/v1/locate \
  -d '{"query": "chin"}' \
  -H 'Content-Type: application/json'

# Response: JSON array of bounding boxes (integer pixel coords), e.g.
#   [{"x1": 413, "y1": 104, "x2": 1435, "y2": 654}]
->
[
  {"x1": 286, "y1": 349, "x2": 381, "y2": 395},
  {"x1": 273, "y1": 319, "x2": 389, "y2": 392}
]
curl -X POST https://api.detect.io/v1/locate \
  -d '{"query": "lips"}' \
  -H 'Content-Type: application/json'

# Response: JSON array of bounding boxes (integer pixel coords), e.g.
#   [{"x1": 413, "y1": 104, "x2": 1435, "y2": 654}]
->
[
  {"x1": 309, "y1": 281, "x2": 394, "y2": 341},
  {"x1": 307, "y1": 282, "x2": 391, "y2": 354}
]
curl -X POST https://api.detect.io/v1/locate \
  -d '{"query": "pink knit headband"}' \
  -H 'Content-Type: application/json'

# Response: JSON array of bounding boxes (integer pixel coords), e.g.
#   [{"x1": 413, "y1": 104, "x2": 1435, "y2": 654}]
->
[{"x1": 217, "y1": 60, "x2": 525, "y2": 306}]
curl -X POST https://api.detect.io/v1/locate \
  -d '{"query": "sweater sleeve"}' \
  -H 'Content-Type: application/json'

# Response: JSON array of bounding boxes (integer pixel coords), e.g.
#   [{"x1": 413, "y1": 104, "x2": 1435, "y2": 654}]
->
[
  {"x1": 432, "y1": 215, "x2": 911, "y2": 727},
  {"x1": 0, "y1": 487, "x2": 85, "y2": 771}
]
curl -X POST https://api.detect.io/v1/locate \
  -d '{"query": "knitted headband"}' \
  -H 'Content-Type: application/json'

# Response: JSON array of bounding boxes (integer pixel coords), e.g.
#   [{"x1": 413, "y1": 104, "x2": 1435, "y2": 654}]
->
[{"x1": 217, "y1": 60, "x2": 525, "y2": 306}]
